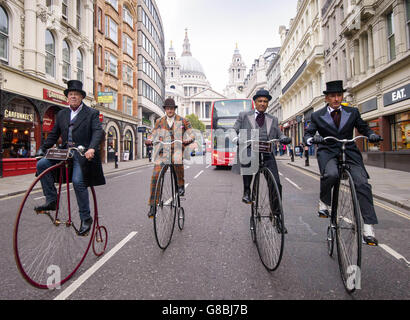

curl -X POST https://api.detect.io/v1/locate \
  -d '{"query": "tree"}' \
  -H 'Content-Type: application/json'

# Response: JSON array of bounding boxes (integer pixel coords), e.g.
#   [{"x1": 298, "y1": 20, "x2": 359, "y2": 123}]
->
[{"x1": 185, "y1": 114, "x2": 206, "y2": 132}]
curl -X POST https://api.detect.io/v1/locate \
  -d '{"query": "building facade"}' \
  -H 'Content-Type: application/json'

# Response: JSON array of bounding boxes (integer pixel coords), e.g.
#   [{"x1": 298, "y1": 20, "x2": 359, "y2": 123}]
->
[
  {"x1": 137, "y1": 0, "x2": 165, "y2": 158},
  {"x1": 338, "y1": 0, "x2": 410, "y2": 171},
  {"x1": 279, "y1": 0, "x2": 325, "y2": 147},
  {"x1": 94, "y1": 0, "x2": 140, "y2": 163},
  {"x1": 0, "y1": 0, "x2": 94, "y2": 177},
  {"x1": 165, "y1": 30, "x2": 225, "y2": 129},
  {"x1": 243, "y1": 47, "x2": 279, "y2": 100},
  {"x1": 266, "y1": 50, "x2": 283, "y2": 122}
]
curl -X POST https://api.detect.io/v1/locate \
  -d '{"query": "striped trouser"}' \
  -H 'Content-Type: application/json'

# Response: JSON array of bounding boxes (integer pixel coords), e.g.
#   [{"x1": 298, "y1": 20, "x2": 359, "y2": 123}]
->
[{"x1": 148, "y1": 164, "x2": 184, "y2": 206}]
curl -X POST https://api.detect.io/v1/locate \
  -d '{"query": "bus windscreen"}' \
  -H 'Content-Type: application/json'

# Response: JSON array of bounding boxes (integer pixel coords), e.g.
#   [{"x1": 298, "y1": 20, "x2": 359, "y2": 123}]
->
[{"x1": 212, "y1": 100, "x2": 252, "y2": 129}]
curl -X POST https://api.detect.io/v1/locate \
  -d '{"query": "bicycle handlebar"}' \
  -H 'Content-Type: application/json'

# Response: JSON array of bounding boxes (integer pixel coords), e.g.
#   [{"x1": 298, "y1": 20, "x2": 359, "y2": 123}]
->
[
  {"x1": 323, "y1": 136, "x2": 368, "y2": 144},
  {"x1": 152, "y1": 140, "x2": 183, "y2": 145},
  {"x1": 232, "y1": 137, "x2": 280, "y2": 144}
]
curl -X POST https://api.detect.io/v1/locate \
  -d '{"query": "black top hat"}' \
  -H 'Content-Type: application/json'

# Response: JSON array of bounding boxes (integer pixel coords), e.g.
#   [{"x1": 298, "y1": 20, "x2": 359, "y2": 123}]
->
[
  {"x1": 64, "y1": 80, "x2": 86, "y2": 98},
  {"x1": 323, "y1": 80, "x2": 346, "y2": 95},
  {"x1": 253, "y1": 89, "x2": 272, "y2": 101},
  {"x1": 163, "y1": 98, "x2": 178, "y2": 108}
]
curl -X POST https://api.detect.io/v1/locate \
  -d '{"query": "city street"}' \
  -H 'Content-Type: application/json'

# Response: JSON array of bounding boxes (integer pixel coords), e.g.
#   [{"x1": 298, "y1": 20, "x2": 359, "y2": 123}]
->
[{"x1": 0, "y1": 155, "x2": 409, "y2": 301}]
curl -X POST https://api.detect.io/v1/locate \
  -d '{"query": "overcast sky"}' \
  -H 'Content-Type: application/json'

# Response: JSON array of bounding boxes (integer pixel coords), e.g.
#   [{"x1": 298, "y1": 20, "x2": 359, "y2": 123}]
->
[{"x1": 155, "y1": 0, "x2": 299, "y2": 93}]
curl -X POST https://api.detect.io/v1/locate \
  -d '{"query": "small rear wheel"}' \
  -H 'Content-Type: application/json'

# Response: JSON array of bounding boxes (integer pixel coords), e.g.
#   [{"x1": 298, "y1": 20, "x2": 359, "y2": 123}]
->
[
  {"x1": 177, "y1": 207, "x2": 185, "y2": 230},
  {"x1": 93, "y1": 226, "x2": 108, "y2": 257}
]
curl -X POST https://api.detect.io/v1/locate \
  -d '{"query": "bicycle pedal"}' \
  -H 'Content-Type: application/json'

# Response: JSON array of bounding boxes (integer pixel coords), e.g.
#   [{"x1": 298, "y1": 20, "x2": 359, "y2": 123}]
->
[{"x1": 78, "y1": 232, "x2": 89, "y2": 237}]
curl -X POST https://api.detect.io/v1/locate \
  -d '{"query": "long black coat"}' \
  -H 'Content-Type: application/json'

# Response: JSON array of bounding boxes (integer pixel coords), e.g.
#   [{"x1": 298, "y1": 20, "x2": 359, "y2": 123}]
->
[
  {"x1": 304, "y1": 105, "x2": 374, "y2": 177},
  {"x1": 42, "y1": 104, "x2": 106, "y2": 186}
]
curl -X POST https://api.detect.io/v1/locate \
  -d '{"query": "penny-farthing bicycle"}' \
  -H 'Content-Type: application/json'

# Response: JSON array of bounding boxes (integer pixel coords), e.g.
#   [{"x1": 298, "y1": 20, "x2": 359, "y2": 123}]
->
[
  {"x1": 239, "y1": 138, "x2": 286, "y2": 271},
  {"x1": 13, "y1": 146, "x2": 108, "y2": 289},
  {"x1": 152, "y1": 140, "x2": 185, "y2": 250}
]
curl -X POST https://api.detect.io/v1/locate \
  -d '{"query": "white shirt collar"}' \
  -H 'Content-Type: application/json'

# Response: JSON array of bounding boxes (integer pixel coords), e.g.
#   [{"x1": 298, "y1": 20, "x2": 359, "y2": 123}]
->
[
  {"x1": 166, "y1": 115, "x2": 175, "y2": 127},
  {"x1": 327, "y1": 105, "x2": 342, "y2": 114},
  {"x1": 70, "y1": 103, "x2": 83, "y2": 120}
]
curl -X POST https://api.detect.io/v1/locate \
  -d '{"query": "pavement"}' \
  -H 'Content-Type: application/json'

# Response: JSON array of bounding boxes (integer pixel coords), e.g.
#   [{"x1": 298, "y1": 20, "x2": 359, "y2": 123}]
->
[
  {"x1": 287, "y1": 155, "x2": 410, "y2": 211},
  {"x1": 1, "y1": 154, "x2": 409, "y2": 212}
]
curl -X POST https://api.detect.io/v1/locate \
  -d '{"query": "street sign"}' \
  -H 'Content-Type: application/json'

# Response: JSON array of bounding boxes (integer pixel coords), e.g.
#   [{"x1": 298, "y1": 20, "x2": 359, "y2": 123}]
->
[
  {"x1": 97, "y1": 92, "x2": 113, "y2": 103},
  {"x1": 137, "y1": 127, "x2": 146, "y2": 133}
]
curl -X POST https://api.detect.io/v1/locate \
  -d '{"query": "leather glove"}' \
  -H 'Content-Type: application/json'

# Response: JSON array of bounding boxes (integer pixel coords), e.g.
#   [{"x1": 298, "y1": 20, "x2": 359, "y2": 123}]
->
[
  {"x1": 312, "y1": 135, "x2": 325, "y2": 144},
  {"x1": 279, "y1": 136, "x2": 292, "y2": 145},
  {"x1": 368, "y1": 134, "x2": 382, "y2": 143}
]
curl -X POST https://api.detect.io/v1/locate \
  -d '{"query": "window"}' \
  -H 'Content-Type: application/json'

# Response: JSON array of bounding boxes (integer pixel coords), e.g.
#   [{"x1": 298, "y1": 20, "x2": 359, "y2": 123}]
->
[
  {"x1": 123, "y1": 5, "x2": 133, "y2": 28},
  {"x1": 387, "y1": 11, "x2": 396, "y2": 60},
  {"x1": 105, "y1": 51, "x2": 118, "y2": 76},
  {"x1": 123, "y1": 33, "x2": 133, "y2": 57},
  {"x1": 0, "y1": 6, "x2": 8, "y2": 62},
  {"x1": 76, "y1": 49, "x2": 83, "y2": 82},
  {"x1": 106, "y1": 0, "x2": 118, "y2": 11},
  {"x1": 123, "y1": 95, "x2": 133, "y2": 115},
  {"x1": 62, "y1": 0, "x2": 68, "y2": 20},
  {"x1": 123, "y1": 63, "x2": 133, "y2": 86},
  {"x1": 62, "y1": 40, "x2": 71, "y2": 80},
  {"x1": 406, "y1": 0, "x2": 410, "y2": 48},
  {"x1": 45, "y1": 30, "x2": 55, "y2": 77},
  {"x1": 97, "y1": 7, "x2": 102, "y2": 32},
  {"x1": 97, "y1": 45, "x2": 103, "y2": 69},
  {"x1": 46, "y1": 0, "x2": 52, "y2": 7},
  {"x1": 105, "y1": 16, "x2": 118, "y2": 44},
  {"x1": 76, "y1": 0, "x2": 81, "y2": 31}
]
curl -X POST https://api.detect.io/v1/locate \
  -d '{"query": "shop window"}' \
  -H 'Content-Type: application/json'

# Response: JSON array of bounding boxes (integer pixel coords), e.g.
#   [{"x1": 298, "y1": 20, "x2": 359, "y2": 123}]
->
[
  {"x1": 2, "y1": 98, "x2": 39, "y2": 158},
  {"x1": 391, "y1": 112, "x2": 410, "y2": 151},
  {"x1": 0, "y1": 5, "x2": 8, "y2": 62},
  {"x1": 364, "y1": 119, "x2": 381, "y2": 151},
  {"x1": 107, "y1": 127, "x2": 118, "y2": 162}
]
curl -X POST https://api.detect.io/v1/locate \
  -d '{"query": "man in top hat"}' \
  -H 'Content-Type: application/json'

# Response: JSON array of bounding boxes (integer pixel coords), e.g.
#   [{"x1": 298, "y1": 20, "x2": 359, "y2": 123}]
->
[
  {"x1": 35, "y1": 80, "x2": 105, "y2": 236},
  {"x1": 304, "y1": 80, "x2": 382, "y2": 245},
  {"x1": 233, "y1": 89, "x2": 291, "y2": 210},
  {"x1": 145, "y1": 98, "x2": 196, "y2": 218}
]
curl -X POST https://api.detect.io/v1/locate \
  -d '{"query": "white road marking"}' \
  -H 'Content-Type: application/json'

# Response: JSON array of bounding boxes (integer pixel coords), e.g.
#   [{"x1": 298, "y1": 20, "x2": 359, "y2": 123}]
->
[
  {"x1": 206, "y1": 164, "x2": 211, "y2": 169},
  {"x1": 193, "y1": 170, "x2": 204, "y2": 179},
  {"x1": 279, "y1": 172, "x2": 283, "y2": 176},
  {"x1": 379, "y1": 244, "x2": 410, "y2": 267},
  {"x1": 285, "y1": 177, "x2": 302, "y2": 190},
  {"x1": 54, "y1": 231, "x2": 138, "y2": 300},
  {"x1": 111, "y1": 171, "x2": 140, "y2": 179}
]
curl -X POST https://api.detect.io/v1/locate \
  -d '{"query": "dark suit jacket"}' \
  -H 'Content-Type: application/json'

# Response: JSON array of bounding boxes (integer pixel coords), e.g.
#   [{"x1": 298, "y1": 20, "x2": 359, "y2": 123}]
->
[
  {"x1": 234, "y1": 110, "x2": 286, "y2": 166},
  {"x1": 304, "y1": 105, "x2": 374, "y2": 177},
  {"x1": 42, "y1": 104, "x2": 106, "y2": 186}
]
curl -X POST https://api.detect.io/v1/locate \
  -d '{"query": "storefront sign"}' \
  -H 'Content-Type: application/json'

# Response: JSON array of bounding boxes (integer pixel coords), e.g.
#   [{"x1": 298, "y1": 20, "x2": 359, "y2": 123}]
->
[
  {"x1": 4, "y1": 109, "x2": 34, "y2": 122},
  {"x1": 383, "y1": 84, "x2": 410, "y2": 107},
  {"x1": 43, "y1": 89, "x2": 69, "y2": 105},
  {"x1": 137, "y1": 127, "x2": 147, "y2": 133},
  {"x1": 43, "y1": 108, "x2": 55, "y2": 132},
  {"x1": 98, "y1": 92, "x2": 113, "y2": 103},
  {"x1": 359, "y1": 97, "x2": 378, "y2": 114}
]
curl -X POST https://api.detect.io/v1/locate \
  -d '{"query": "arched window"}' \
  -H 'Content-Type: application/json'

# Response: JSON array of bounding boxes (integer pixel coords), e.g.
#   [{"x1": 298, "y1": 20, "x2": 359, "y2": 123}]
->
[
  {"x1": 62, "y1": 40, "x2": 70, "y2": 80},
  {"x1": 76, "y1": 49, "x2": 83, "y2": 81},
  {"x1": 45, "y1": 30, "x2": 55, "y2": 77},
  {"x1": 0, "y1": 6, "x2": 9, "y2": 62}
]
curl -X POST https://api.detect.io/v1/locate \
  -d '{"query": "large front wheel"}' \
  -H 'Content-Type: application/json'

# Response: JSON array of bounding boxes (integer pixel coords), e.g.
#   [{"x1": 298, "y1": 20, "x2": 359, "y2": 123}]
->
[
  {"x1": 13, "y1": 163, "x2": 95, "y2": 289},
  {"x1": 333, "y1": 169, "x2": 362, "y2": 293},
  {"x1": 252, "y1": 167, "x2": 285, "y2": 271},
  {"x1": 153, "y1": 165, "x2": 177, "y2": 250}
]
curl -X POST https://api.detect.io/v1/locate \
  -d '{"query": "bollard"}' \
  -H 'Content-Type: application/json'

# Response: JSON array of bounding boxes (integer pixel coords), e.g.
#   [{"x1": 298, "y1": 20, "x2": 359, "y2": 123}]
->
[
  {"x1": 115, "y1": 152, "x2": 118, "y2": 169},
  {"x1": 305, "y1": 148, "x2": 309, "y2": 166}
]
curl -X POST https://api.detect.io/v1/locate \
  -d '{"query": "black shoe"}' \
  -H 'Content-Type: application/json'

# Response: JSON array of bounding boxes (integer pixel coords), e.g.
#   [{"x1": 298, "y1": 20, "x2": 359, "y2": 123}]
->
[
  {"x1": 78, "y1": 217, "x2": 93, "y2": 236},
  {"x1": 148, "y1": 206, "x2": 155, "y2": 219},
  {"x1": 34, "y1": 201, "x2": 57, "y2": 212},
  {"x1": 178, "y1": 186, "x2": 185, "y2": 197},
  {"x1": 242, "y1": 189, "x2": 252, "y2": 204},
  {"x1": 318, "y1": 209, "x2": 330, "y2": 218}
]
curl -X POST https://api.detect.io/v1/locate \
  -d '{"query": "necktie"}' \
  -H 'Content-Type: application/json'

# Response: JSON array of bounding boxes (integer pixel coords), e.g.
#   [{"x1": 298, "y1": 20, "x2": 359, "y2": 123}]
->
[
  {"x1": 256, "y1": 112, "x2": 265, "y2": 127},
  {"x1": 331, "y1": 109, "x2": 341, "y2": 128}
]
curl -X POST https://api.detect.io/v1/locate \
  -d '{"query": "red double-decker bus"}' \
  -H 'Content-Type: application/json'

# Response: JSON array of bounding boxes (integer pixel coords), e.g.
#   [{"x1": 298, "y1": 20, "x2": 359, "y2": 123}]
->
[{"x1": 210, "y1": 99, "x2": 253, "y2": 167}]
